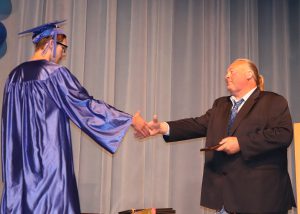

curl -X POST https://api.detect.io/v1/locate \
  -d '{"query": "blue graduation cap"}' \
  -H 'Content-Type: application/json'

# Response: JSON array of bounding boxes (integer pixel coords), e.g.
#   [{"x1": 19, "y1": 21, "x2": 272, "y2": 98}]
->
[{"x1": 19, "y1": 20, "x2": 66, "y2": 58}]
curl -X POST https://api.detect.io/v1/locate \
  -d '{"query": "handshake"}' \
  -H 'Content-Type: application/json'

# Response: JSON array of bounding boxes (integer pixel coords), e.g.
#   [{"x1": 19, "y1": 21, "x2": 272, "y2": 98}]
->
[
  {"x1": 131, "y1": 112, "x2": 242, "y2": 155},
  {"x1": 131, "y1": 112, "x2": 168, "y2": 138}
]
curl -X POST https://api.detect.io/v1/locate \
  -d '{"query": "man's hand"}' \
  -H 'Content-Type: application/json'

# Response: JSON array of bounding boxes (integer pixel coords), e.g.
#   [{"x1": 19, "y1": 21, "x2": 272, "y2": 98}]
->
[
  {"x1": 148, "y1": 115, "x2": 168, "y2": 136},
  {"x1": 216, "y1": 136, "x2": 240, "y2": 155},
  {"x1": 131, "y1": 111, "x2": 150, "y2": 138}
]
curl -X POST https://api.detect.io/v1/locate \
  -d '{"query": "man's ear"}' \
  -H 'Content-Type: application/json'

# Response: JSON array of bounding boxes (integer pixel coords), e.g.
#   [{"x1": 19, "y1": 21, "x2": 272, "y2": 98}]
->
[{"x1": 246, "y1": 70, "x2": 253, "y2": 80}]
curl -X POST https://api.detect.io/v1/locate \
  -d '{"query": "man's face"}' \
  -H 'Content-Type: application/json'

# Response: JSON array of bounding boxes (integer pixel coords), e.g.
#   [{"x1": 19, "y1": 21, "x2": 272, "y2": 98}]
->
[
  {"x1": 54, "y1": 38, "x2": 67, "y2": 64},
  {"x1": 225, "y1": 61, "x2": 250, "y2": 95}
]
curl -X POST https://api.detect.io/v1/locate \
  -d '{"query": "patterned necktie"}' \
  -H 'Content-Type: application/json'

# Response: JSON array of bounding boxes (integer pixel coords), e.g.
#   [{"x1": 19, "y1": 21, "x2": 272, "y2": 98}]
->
[{"x1": 227, "y1": 99, "x2": 244, "y2": 134}]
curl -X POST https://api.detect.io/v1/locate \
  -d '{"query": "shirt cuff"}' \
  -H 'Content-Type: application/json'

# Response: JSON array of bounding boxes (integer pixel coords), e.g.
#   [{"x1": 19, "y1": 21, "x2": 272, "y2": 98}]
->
[{"x1": 162, "y1": 122, "x2": 170, "y2": 136}]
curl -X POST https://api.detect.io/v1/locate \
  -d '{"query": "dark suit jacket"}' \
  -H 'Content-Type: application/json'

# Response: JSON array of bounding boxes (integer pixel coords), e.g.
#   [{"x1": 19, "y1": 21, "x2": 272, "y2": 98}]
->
[{"x1": 163, "y1": 89, "x2": 296, "y2": 213}]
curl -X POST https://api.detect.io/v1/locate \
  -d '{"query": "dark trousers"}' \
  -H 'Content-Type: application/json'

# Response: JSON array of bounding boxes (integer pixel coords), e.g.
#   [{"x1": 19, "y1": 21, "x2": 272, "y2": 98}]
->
[
  {"x1": 226, "y1": 212, "x2": 288, "y2": 214},
  {"x1": 217, "y1": 206, "x2": 288, "y2": 214}
]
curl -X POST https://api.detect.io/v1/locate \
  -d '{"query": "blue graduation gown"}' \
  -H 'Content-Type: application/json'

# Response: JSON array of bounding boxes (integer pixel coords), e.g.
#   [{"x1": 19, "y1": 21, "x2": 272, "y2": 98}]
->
[{"x1": 1, "y1": 60, "x2": 132, "y2": 213}]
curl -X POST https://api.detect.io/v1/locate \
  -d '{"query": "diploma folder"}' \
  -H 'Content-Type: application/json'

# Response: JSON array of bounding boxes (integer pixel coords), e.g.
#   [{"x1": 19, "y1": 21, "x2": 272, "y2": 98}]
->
[
  {"x1": 119, "y1": 208, "x2": 176, "y2": 214},
  {"x1": 200, "y1": 144, "x2": 222, "y2": 151}
]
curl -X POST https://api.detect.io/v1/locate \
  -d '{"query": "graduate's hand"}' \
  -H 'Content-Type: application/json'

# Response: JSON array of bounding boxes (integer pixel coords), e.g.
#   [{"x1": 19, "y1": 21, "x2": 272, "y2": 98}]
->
[
  {"x1": 215, "y1": 136, "x2": 240, "y2": 155},
  {"x1": 132, "y1": 111, "x2": 150, "y2": 138}
]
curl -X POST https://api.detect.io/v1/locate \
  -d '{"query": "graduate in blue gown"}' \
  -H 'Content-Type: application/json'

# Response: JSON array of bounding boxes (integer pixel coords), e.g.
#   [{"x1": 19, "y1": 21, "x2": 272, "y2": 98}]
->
[{"x1": 1, "y1": 21, "x2": 149, "y2": 214}]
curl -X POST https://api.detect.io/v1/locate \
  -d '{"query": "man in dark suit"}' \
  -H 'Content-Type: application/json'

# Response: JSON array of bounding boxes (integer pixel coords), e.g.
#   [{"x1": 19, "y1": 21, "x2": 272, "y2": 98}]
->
[{"x1": 141, "y1": 59, "x2": 296, "y2": 213}]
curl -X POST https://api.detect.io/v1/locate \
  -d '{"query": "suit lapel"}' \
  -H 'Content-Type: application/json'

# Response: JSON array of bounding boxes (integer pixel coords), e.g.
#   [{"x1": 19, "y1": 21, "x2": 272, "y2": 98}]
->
[{"x1": 229, "y1": 88, "x2": 261, "y2": 135}]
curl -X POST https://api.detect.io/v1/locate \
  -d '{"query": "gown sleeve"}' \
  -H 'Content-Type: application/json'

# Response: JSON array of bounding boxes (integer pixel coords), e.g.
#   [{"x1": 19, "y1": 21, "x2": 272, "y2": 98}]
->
[{"x1": 47, "y1": 66, "x2": 132, "y2": 153}]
